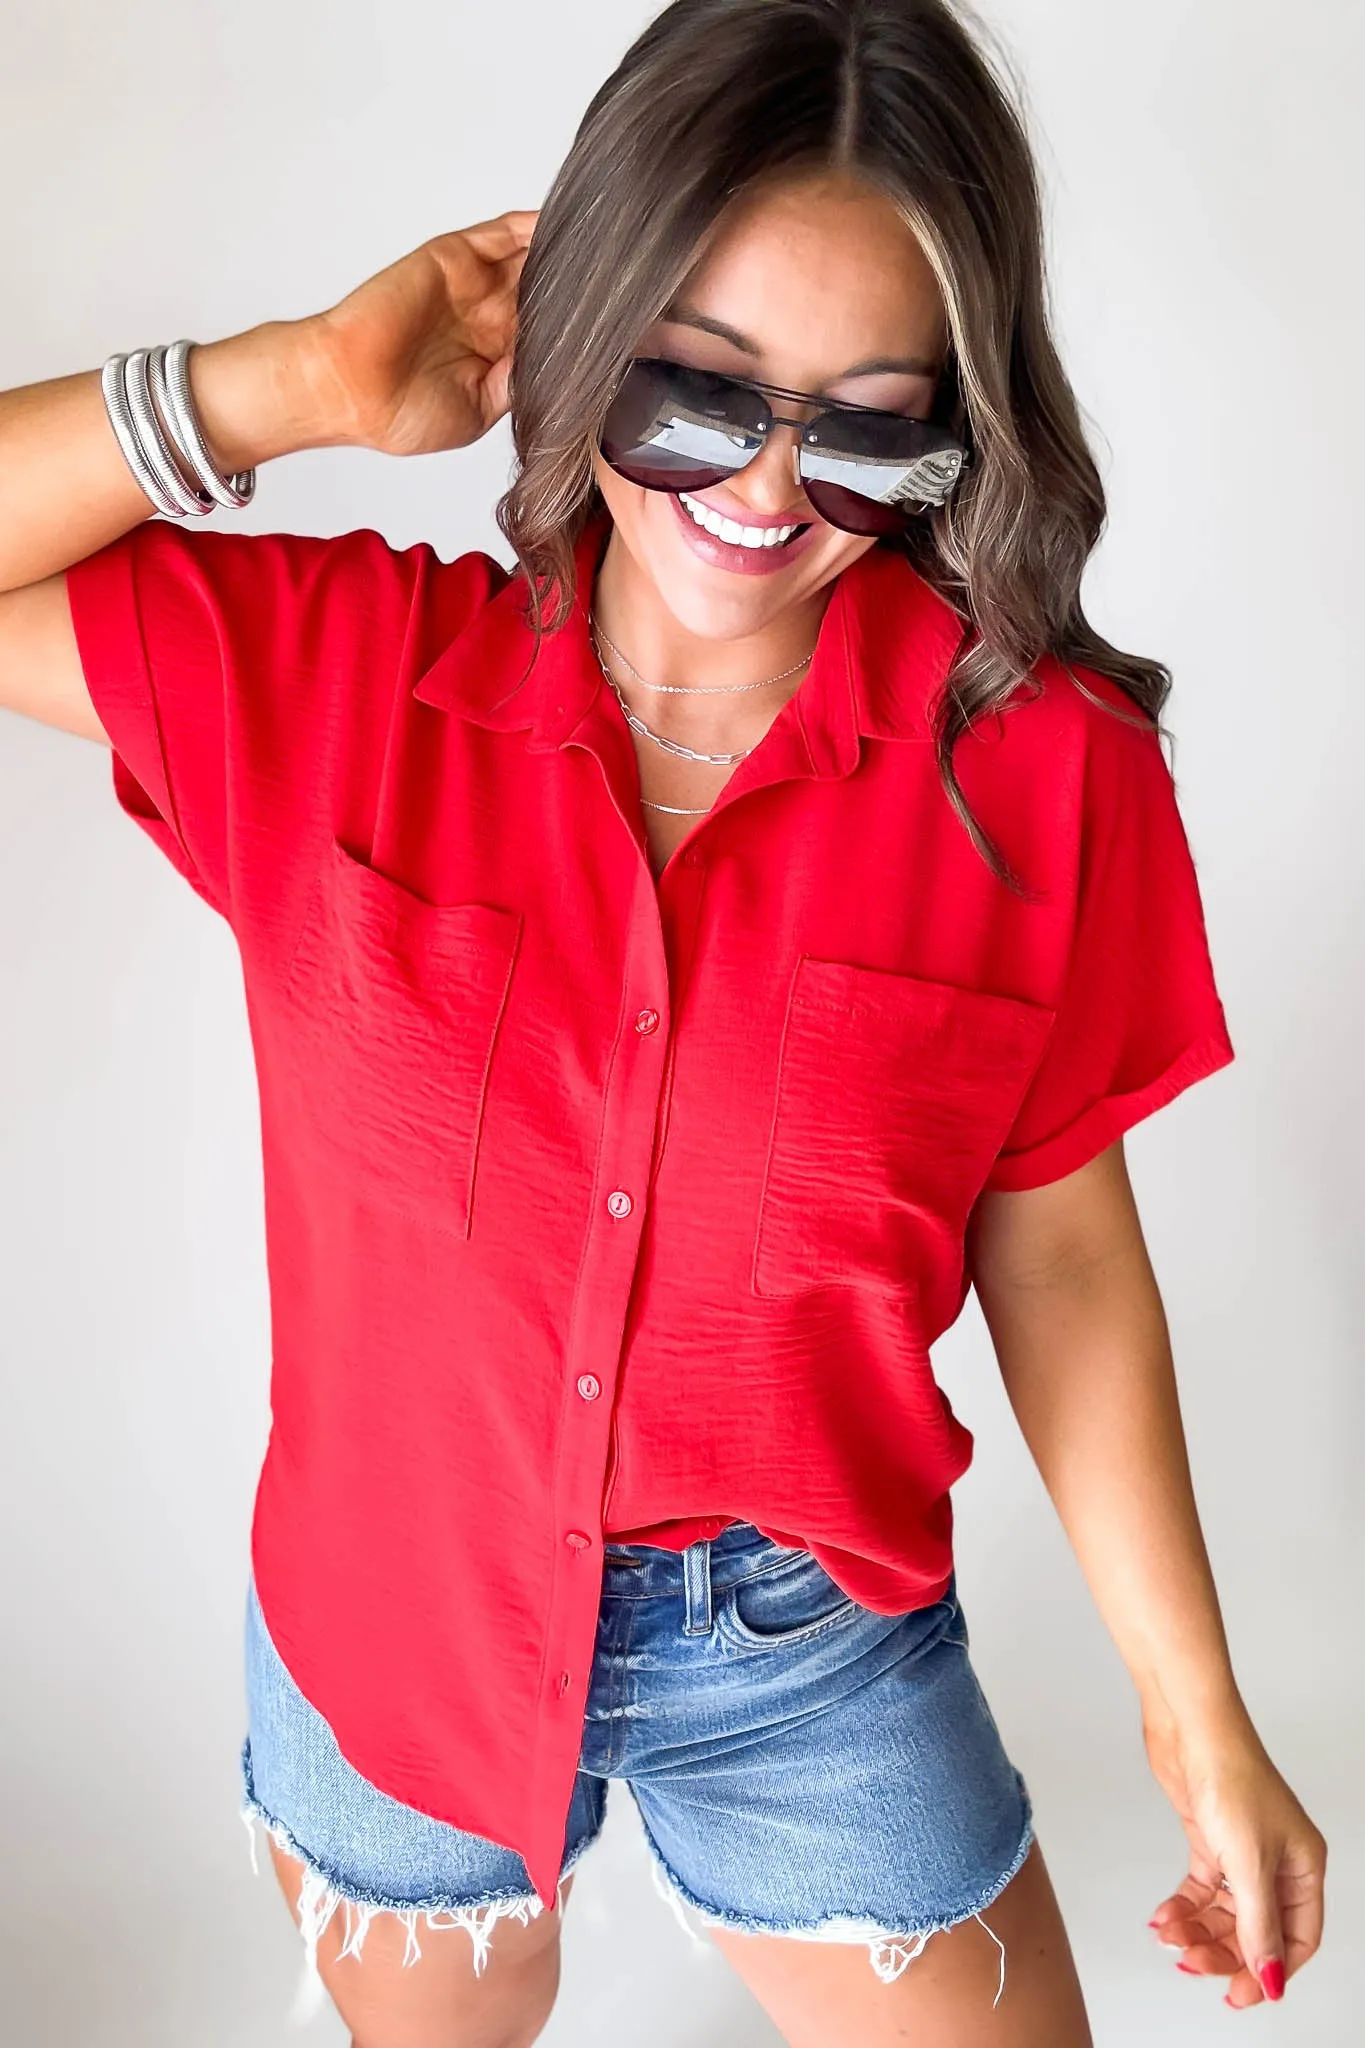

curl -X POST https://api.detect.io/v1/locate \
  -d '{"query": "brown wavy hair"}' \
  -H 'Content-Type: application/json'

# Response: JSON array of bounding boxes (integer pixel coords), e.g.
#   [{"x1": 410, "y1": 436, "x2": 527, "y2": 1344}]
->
[{"x1": 497, "y1": 0, "x2": 1167, "y2": 880}]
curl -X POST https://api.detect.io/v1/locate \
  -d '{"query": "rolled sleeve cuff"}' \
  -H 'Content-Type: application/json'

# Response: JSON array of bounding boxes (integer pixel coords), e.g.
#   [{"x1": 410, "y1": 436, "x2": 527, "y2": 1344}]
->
[
  {"x1": 66, "y1": 538, "x2": 220, "y2": 911},
  {"x1": 982, "y1": 1024, "x2": 1236, "y2": 1193}
]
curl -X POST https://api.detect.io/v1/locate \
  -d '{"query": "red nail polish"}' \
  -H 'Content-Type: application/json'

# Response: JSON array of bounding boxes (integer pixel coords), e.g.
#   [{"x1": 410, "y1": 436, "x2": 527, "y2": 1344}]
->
[
  {"x1": 1176, "y1": 1961, "x2": 1199, "y2": 1975},
  {"x1": 1259, "y1": 1959, "x2": 1285, "y2": 2001}
]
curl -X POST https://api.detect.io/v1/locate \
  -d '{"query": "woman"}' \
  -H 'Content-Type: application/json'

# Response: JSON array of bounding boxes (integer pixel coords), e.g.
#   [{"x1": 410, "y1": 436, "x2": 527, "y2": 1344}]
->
[{"x1": 0, "y1": 1, "x2": 1326, "y2": 2043}]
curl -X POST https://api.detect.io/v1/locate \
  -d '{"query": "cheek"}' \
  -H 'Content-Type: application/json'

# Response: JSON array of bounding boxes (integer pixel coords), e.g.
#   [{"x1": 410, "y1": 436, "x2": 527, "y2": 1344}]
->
[
  {"x1": 592, "y1": 456, "x2": 649, "y2": 535},
  {"x1": 591, "y1": 460, "x2": 677, "y2": 580},
  {"x1": 808, "y1": 531, "x2": 878, "y2": 580}
]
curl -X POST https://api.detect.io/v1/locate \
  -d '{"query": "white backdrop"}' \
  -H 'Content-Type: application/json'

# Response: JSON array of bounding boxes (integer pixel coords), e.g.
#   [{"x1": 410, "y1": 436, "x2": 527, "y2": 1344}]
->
[{"x1": 1, "y1": 2, "x2": 1360, "y2": 2042}]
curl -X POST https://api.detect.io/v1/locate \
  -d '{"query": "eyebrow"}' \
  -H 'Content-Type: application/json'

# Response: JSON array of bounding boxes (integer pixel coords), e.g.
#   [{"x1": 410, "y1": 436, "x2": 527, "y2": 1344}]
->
[{"x1": 659, "y1": 304, "x2": 941, "y2": 380}]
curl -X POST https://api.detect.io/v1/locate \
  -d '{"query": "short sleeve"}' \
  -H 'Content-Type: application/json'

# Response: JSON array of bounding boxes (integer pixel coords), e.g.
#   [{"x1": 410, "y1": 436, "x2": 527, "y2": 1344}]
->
[
  {"x1": 983, "y1": 704, "x2": 1234, "y2": 1191},
  {"x1": 64, "y1": 522, "x2": 490, "y2": 922}
]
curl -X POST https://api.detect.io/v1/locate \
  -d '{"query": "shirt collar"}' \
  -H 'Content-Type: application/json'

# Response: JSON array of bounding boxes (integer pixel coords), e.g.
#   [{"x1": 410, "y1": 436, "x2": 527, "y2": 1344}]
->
[{"x1": 411, "y1": 512, "x2": 968, "y2": 769}]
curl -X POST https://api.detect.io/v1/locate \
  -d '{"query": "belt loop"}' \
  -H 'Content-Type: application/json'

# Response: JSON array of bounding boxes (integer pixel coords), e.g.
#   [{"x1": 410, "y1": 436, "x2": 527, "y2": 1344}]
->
[{"x1": 682, "y1": 1538, "x2": 713, "y2": 1635}]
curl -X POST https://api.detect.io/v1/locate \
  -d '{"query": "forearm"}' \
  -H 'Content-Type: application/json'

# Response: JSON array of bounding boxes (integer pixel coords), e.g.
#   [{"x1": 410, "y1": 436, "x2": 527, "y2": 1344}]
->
[
  {"x1": 0, "y1": 318, "x2": 341, "y2": 594},
  {"x1": 971, "y1": 1154, "x2": 1255, "y2": 1749}
]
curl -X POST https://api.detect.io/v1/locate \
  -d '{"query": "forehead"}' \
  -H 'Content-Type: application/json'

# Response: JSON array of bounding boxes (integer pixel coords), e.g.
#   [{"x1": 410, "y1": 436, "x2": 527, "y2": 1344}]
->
[{"x1": 671, "y1": 173, "x2": 947, "y2": 378}]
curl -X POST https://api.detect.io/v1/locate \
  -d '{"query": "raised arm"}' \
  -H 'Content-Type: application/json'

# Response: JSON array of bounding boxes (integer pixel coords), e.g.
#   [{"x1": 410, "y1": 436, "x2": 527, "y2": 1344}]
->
[{"x1": 0, "y1": 211, "x2": 537, "y2": 739}]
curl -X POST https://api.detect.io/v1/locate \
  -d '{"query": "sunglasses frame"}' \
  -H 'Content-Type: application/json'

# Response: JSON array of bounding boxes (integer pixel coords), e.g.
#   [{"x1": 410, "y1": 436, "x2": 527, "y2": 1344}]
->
[{"x1": 598, "y1": 354, "x2": 974, "y2": 532}]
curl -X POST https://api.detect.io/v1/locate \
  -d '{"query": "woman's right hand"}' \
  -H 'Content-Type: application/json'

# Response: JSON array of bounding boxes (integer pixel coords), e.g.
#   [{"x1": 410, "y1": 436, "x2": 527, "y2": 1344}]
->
[
  {"x1": 0, "y1": 208, "x2": 537, "y2": 736},
  {"x1": 305, "y1": 210, "x2": 539, "y2": 458}
]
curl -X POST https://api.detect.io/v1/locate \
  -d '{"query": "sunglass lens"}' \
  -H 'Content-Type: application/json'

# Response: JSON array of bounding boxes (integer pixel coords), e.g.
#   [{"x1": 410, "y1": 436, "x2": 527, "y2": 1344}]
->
[
  {"x1": 599, "y1": 360, "x2": 769, "y2": 494},
  {"x1": 800, "y1": 411, "x2": 966, "y2": 534},
  {"x1": 801, "y1": 478, "x2": 907, "y2": 537}
]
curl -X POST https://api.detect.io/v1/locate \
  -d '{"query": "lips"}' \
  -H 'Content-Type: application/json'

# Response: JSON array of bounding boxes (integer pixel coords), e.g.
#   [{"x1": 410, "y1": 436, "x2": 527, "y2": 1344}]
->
[
  {"x1": 666, "y1": 489, "x2": 820, "y2": 577},
  {"x1": 678, "y1": 492, "x2": 807, "y2": 550}
]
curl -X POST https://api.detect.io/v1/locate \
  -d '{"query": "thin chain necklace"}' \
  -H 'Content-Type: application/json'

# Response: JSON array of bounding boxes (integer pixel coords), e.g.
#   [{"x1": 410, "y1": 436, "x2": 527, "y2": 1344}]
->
[
  {"x1": 591, "y1": 650, "x2": 734, "y2": 810},
  {"x1": 591, "y1": 617, "x2": 815, "y2": 695},
  {"x1": 587, "y1": 621, "x2": 816, "y2": 813},
  {"x1": 593, "y1": 642, "x2": 753, "y2": 765}
]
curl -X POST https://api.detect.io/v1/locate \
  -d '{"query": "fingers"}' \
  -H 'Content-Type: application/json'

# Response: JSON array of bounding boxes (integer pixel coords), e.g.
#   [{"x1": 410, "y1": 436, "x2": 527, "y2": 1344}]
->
[
  {"x1": 1151, "y1": 1917, "x2": 1241, "y2": 1975},
  {"x1": 1148, "y1": 1875, "x2": 1254, "y2": 1996},
  {"x1": 438, "y1": 349, "x2": 515, "y2": 441},
  {"x1": 1223, "y1": 1847, "x2": 1288, "y2": 2006},
  {"x1": 458, "y1": 210, "x2": 540, "y2": 263},
  {"x1": 480, "y1": 352, "x2": 514, "y2": 430},
  {"x1": 1152, "y1": 1854, "x2": 1296, "y2": 2009},
  {"x1": 1279, "y1": 1829, "x2": 1328, "y2": 1971}
]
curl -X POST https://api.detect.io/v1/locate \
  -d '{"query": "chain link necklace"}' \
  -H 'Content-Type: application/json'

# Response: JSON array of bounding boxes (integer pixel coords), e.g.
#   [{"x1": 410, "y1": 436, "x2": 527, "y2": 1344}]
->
[{"x1": 588, "y1": 618, "x2": 816, "y2": 814}]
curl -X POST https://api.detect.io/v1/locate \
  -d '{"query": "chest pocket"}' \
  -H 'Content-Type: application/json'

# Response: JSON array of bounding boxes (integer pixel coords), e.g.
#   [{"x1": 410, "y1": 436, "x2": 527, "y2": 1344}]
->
[
  {"x1": 752, "y1": 956, "x2": 1055, "y2": 1298},
  {"x1": 277, "y1": 838, "x2": 521, "y2": 1238}
]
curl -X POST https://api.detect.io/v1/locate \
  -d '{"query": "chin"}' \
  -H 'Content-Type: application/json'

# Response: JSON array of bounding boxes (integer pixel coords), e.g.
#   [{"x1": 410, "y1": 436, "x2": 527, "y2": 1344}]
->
[{"x1": 655, "y1": 559, "x2": 798, "y2": 641}]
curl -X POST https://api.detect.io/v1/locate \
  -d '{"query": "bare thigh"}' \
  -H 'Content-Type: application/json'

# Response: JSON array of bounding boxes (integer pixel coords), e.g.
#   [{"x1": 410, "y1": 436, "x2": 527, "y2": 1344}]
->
[
  {"x1": 267, "y1": 1835, "x2": 572, "y2": 2048},
  {"x1": 707, "y1": 1837, "x2": 1092, "y2": 2048}
]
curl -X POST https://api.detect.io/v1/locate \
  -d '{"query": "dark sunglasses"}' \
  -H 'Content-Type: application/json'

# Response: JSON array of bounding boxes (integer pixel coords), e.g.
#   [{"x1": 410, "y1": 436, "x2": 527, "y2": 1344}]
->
[{"x1": 598, "y1": 356, "x2": 971, "y2": 538}]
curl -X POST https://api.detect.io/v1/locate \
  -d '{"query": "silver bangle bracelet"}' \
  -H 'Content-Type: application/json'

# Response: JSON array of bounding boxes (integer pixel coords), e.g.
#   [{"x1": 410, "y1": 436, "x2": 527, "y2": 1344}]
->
[
  {"x1": 123, "y1": 348, "x2": 214, "y2": 516},
  {"x1": 101, "y1": 353, "x2": 189, "y2": 519},
  {"x1": 157, "y1": 340, "x2": 256, "y2": 509},
  {"x1": 100, "y1": 340, "x2": 257, "y2": 517}
]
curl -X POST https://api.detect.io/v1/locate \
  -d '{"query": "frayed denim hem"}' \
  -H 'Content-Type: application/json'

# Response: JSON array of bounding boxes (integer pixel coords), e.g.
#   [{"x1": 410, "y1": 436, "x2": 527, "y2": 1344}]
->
[
  {"x1": 239, "y1": 1741, "x2": 591, "y2": 2018},
  {"x1": 636, "y1": 1782, "x2": 1035, "y2": 2007}
]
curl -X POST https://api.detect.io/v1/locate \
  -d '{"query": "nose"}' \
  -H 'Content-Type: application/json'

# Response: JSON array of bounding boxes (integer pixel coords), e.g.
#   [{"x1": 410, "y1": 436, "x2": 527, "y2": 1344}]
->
[{"x1": 729, "y1": 420, "x2": 809, "y2": 518}]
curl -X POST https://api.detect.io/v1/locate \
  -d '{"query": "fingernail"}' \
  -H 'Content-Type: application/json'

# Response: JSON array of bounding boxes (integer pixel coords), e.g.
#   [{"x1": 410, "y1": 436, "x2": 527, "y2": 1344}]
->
[
  {"x1": 1176, "y1": 1961, "x2": 1200, "y2": 1975},
  {"x1": 1258, "y1": 1959, "x2": 1286, "y2": 2001}
]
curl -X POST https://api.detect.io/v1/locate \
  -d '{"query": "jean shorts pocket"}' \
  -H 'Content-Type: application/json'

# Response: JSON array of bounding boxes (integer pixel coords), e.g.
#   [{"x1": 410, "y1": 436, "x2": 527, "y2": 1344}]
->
[{"x1": 717, "y1": 1549, "x2": 862, "y2": 1652}]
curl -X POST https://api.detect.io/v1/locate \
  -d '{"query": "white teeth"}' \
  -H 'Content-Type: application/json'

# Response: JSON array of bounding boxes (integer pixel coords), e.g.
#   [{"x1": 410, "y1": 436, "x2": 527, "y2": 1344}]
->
[{"x1": 679, "y1": 493, "x2": 798, "y2": 549}]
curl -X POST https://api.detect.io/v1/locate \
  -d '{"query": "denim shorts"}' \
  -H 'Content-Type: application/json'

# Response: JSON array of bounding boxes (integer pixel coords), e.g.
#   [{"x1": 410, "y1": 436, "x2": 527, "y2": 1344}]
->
[{"x1": 241, "y1": 1521, "x2": 1033, "y2": 2008}]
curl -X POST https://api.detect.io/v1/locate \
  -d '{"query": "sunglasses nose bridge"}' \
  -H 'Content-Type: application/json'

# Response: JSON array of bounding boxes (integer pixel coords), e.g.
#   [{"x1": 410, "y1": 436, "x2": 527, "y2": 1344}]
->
[
  {"x1": 757, "y1": 410, "x2": 810, "y2": 491},
  {"x1": 737, "y1": 414, "x2": 809, "y2": 501}
]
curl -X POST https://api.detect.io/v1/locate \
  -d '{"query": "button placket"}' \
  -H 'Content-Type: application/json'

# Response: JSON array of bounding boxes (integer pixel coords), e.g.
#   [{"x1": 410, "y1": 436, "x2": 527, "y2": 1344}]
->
[{"x1": 541, "y1": 877, "x2": 675, "y2": 1762}]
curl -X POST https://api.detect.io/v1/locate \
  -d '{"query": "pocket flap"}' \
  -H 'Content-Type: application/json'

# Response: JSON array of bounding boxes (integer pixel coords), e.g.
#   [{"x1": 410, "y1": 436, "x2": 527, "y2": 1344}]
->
[{"x1": 310, "y1": 837, "x2": 523, "y2": 994}]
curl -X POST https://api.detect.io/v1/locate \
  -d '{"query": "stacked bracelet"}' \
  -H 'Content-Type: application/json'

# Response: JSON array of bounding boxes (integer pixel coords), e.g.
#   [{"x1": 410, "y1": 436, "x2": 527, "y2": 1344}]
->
[{"x1": 101, "y1": 339, "x2": 256, "y2": 518}]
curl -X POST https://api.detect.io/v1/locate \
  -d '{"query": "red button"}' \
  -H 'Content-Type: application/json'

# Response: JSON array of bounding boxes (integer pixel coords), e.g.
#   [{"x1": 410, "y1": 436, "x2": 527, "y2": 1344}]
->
[
  {"x1": 564, "y1": 1530, "x2": 591, "y2": 1550},
  {"x1": 634, "y1": 1008, "x2": 660, "y2": 1035},
  {"x1": 606, "y1": 1190, "x2": 633, "y2": 1219},
  {"x1": 576, "y1": 1374, "x2": 602, "y2": 1401}
]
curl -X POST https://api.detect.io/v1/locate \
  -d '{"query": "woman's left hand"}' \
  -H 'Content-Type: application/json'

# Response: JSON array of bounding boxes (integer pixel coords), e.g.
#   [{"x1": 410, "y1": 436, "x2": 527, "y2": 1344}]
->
[{"x1": 1143, "y1": 1709, "x2": 1326, "y2": 2009}]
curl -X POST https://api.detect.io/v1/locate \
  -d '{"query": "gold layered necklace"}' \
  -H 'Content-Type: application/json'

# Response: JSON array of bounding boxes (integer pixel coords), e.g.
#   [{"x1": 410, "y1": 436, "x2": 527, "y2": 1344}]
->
[{"x1": 587, "y1": 616, "x2": 815, "y2": 814}]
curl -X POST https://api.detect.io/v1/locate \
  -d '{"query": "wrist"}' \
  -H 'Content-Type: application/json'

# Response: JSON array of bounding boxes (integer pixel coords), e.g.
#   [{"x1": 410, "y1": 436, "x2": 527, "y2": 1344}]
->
[
  {"x1": 1139, "y1": 1668, "x2": 1256, "y2": 1753},
  {"x1": 187, "y1": 316, "x2": 355, "y2": 474}
]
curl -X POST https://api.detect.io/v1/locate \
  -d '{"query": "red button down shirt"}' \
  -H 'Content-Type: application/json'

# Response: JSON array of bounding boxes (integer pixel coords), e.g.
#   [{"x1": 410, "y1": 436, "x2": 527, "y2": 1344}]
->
[{"x1": 65, "y1": 512, "x2": 1233, "y2": 1907}]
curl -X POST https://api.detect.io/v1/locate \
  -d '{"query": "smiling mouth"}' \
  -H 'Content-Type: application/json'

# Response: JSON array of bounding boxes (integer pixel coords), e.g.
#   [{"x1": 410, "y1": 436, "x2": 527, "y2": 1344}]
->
[{"x1": 677, "y1": 492, "x2": 811, "y2": 550}]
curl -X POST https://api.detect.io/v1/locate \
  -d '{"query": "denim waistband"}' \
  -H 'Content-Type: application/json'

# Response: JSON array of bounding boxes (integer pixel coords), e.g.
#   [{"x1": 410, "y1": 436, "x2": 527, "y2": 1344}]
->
[{"x1": 600, "y1": 1520, "x2": 807, "y2": 1632}]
